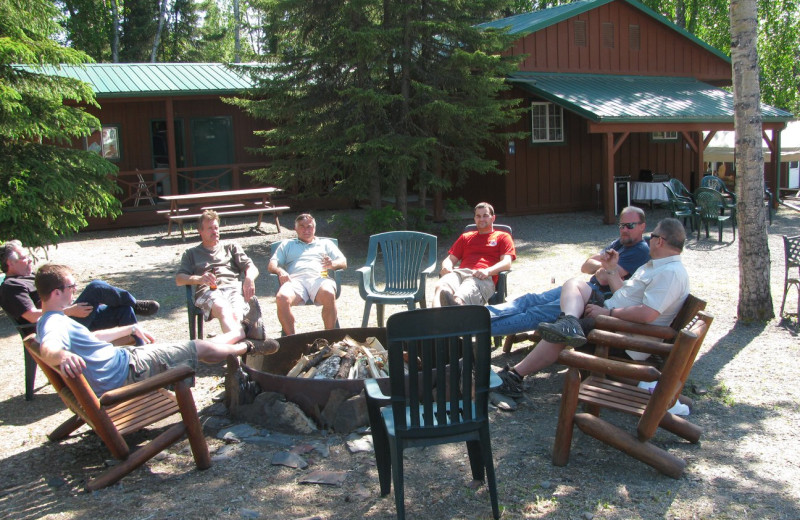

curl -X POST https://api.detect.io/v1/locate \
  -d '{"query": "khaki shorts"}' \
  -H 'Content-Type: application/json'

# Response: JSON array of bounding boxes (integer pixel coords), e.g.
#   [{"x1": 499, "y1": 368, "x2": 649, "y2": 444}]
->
[
  {"x1": 194, "y1": 286, "x2": 248, "y2": 321},
  {"x1": 125, "y1": 341, "x2": 198, "y2": 385},
  {"x1": 439, "y1": 269, "x2": 496, "y2": 305}
]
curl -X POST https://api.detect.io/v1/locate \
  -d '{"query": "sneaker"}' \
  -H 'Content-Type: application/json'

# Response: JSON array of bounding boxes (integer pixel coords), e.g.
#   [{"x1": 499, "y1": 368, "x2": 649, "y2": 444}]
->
[
  {"x1": 133, "y1": 300, "x2": 160, "y2": 316},
  {"x1": 496, "y1": 364, "x2": 524, "y2": 399},
  {"x1": 245, "y1": 338, "x2": 280, "y2": 356},
  {"x1": 242, "y1": 297, "x2": 265, "y2": 340},
  {"x1": 537, "y1": 313, "x2": 587, "y2": 348},
  {"x1": 440, "y1": 290, "x2": 459, "y2": 307}
]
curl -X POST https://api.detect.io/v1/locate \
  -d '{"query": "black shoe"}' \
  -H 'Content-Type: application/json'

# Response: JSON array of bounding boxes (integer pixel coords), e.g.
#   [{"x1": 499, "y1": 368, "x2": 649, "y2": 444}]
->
[
  {"x1": 242, "y1": 297, "x2": 265, "y2": 340},
  {"x1": 496, "y1": 364, "x2": 524, "y2": 399},
  {"x1": 133, "y1": 300, "x2": 160, "y2": 316},
  {"x1": 537, "y1": 313, "x2": 587, "y2": 348},
  {"x1": 245, "y1": 338, "x2": 280, "y2": 356},
  {"x1": 440, "y1": 290, "x2": 459, "y2": 307}
]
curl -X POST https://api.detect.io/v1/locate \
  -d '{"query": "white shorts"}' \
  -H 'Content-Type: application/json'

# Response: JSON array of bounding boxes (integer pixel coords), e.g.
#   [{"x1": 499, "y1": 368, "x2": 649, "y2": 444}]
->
[
  {"x1": 439, "y1": 269, "x2": 496, "y2": 305},
  {"x1": 285, "y1": 274, "x2": 336, "y2": 304}
]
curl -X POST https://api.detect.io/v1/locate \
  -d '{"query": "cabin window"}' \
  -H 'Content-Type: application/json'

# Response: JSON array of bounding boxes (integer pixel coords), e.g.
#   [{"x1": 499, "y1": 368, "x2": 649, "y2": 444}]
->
[
  {"x1": 602, "y1": 22, "x2": 615, "y2": 48},
  {"x1": 651, "y1": 131, "x2": 678, "y2": 141},
  {"x1": 531, "y1": 102, "x2": 564, "y2": 143},
  {"x1": 574, "y1": 20, "x2": 587, "y2": 47},
  {"x1": 629, "y1": 24, "x2": 640, "y2": 51},
  {"x1": 85, "y1": 125, "x2": 121, "y2": 161}
]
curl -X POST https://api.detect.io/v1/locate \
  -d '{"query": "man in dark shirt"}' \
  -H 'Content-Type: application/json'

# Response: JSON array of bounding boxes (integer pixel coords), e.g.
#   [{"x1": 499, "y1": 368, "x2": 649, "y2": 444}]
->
[{"x1": 1, "y1": 240, "x2": 158, "y2": 338}]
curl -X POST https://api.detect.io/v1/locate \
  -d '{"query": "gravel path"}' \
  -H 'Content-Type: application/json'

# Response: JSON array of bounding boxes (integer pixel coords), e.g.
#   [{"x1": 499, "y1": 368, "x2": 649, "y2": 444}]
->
[{"x1": 1, "y1": 205, "x2": 798, "y2": 519}]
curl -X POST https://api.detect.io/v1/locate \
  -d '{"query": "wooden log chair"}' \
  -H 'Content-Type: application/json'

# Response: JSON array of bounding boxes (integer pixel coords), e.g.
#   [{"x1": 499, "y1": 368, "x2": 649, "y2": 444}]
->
[
  {"x1": 551, "y1": 311, "x2": 713, "y2": 479},
  {"x1": 22, "y1": 335, "x2": 211, "y2": 491}
]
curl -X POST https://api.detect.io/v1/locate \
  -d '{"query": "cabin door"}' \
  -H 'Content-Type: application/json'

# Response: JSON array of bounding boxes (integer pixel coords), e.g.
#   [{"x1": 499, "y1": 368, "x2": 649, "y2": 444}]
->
[
  {"x1": 150, "y1": 119, "x2": 184, "y2": 195},
  {"x1": 191, "y1": 116, "x2": 234, "y2": 191}
]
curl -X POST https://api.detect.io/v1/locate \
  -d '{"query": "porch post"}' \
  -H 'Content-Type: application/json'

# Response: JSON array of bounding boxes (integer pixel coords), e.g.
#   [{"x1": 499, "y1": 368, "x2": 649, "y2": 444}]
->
[
  {"x1": 165, "y1": 98, "x2": 178, "y2": 194},
  {"x1": 602, "y1": 132, "x2": 615, "y2": 224}
]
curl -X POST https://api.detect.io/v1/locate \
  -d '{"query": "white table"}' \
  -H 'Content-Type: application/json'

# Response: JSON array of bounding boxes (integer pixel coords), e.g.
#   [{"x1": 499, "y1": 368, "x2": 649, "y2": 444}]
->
[{"x1": 632, "y1": 182, "x2": 669, "y2": 203}]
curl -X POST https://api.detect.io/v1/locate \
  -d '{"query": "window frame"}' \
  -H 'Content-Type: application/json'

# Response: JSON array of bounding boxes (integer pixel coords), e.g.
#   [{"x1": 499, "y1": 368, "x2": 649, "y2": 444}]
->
[{"x1": 530, "y1": 102, "x2": 565, "y2": 143}]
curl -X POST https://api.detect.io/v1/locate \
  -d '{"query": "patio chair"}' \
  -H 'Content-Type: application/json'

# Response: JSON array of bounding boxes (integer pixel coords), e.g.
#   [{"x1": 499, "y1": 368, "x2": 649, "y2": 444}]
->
[
  {"x1": 365, "y1": 306, "x2": 499, "y2": 519},
  {"x1": 780, "y1": 235, "x2": 800, "y2": 327},
  {"x1": 663, "y1": 183, "x2": 696, "y2": 231},
  {"x1": 357, "y1": 231, "x2": 437, "y2": 327},
  {"x1": 22, "y1": 335, "x2": 211, "y2": 491},
  {"x1": 552, "y1": 312, "x2": 713, "y2": 478},
  {"x1": 267, "y1": 237, "x2": 343, "y2": 332},
  {"x1": 668, "y1": 178, "x2": 694, "y2": 202},
  {"x1": 695, "y1": 187, "x2": 736, "y2": 242},
  {"x1": 700, "y1": 175, "x2": 737, "y2": 226}
]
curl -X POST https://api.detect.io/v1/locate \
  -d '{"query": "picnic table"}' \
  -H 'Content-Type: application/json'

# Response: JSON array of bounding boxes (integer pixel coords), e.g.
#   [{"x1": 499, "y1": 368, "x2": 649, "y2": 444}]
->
[{"x1": 160, "y1": 187, "x2": 290, "y2": 239}]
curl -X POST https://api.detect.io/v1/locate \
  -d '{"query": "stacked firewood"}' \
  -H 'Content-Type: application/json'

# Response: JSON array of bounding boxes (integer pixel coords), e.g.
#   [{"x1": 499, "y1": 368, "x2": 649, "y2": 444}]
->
[{"x1": 286, "y1": 336, "x2": 390, "y2": 380}]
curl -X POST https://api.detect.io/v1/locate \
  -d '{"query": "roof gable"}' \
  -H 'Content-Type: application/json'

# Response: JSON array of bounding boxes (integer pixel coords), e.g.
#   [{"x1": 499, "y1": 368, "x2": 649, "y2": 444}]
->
[
  {"x1": 17, "y1": 63, "x2": 253, "y2": 98},
  {"x1": 478, "y1": 0, "x2": 730, "y2": 64}
]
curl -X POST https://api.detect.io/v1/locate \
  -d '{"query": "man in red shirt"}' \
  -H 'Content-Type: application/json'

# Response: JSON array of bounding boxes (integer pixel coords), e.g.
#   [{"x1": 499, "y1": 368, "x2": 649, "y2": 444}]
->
[{"x1": 433, "y1": 202, "x2": 516, "y2": 307}]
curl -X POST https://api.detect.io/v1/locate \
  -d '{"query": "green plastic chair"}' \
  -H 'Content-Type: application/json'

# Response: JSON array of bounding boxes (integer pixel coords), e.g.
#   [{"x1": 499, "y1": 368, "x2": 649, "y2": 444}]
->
[
  {"x1": 700, "y1": 175, "x2": 737, "y2": 226},
  {"x1": 364, "y1": 306, "x2": 500, "y2": 520},
  {"x1": 668, "y1": 178, "x2": 694, "y2": 202},
  {"x1": 663, "y1": 183, "x2": 696, "y2": 232},
  {"x1": 267, "y1": 237, "x2": 343, "y2": 331},
  {"x1": 185, "y1": 285, "x2": 204, "y2": 340},
  {"x1": 694, "y1": 188, "x2": 736, "y2": 242},
  {"x1": 357, "y1": 231, "x2": 437, "y2": 327}
]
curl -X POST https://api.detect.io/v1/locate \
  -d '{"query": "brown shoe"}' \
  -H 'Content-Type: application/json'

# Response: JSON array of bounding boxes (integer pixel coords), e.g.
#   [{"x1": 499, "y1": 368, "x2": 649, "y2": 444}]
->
[
  {"x1": 242, "y1": 296, "x2": 266, "y2": 340},
  {"x1": 245, "y1": 338, "x2": 280, "y2": 356}
]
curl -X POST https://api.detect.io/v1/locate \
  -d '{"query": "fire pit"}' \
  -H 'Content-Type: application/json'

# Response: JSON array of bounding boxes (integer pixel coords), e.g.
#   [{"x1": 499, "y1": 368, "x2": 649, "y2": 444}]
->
[{"x1": 230, "y1": 327, "x2": 388, "y2": 428}]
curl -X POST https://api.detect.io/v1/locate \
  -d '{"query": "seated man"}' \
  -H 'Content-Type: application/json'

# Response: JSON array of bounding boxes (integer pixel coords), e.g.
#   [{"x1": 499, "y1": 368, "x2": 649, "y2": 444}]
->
[
  {"x1": 35, "y1": 264, "x2": 278, "y2": 395},
  {"x1": 268, "y1": 213, "x2": 347, "y2": 335},
  {"x1": 488, "y1": 206, "x2": 650, "y2": 337},
  {"x1": 1, "y1": 240, "x2": 159, "y2": 339},
  {"x1": 496, "y1": 218, "x2": 689, "y2": 400},
  {"x1": 433, "y1": 202, "x2": 516, "y2": 307},
  {"x1": 176, "y1": 210, "x2": 265, "y2": 344}
]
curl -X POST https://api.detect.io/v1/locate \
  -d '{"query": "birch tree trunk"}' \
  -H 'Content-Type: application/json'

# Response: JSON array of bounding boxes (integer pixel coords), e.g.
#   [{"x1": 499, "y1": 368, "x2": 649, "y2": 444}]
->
[
  {"x1": 151, "y1": 0, "x2": 168, "y2": 62},
  {"x1": 730, "y1": 0, "x2": 774, "y2": 321}
]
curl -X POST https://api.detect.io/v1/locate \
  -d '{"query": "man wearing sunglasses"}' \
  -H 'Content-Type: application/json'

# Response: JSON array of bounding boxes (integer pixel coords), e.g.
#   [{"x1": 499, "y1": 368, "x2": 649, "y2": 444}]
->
[
  {"x1": 496, "y1": 218, "x2": 688, "y2": 400},
  {"x1": 1, "y1": 240, "x2": 159, "y2": 340},
  {"x1": 487, "y1": 206, "x2": 649, "y2": 340}
]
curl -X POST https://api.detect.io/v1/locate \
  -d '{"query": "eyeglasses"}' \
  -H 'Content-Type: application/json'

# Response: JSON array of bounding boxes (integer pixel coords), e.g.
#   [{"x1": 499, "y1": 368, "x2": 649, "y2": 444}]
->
[
  {"x1": 58, "y1": 284, "x2": 78, "y2": 292},
  {"x1": 650, "y1": 233, "x2": 663, "y2": 241},
  {"x1": 618, "y1": 222, "x2": 642, "y2": 229}
]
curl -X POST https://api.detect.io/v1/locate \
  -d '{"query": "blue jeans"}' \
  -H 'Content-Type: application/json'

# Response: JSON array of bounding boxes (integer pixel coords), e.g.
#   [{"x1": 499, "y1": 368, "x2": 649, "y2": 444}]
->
[
  {"x1": 73, "y1": 280, "x2": 138, "y2": 331},
  {"x1": 487, "y1": 287, "x2": 563, "y2": 337}
]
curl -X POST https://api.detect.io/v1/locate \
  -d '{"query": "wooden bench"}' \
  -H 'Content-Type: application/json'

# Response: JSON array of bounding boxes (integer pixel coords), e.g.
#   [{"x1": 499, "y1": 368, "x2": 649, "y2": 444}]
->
[{"x1": 169, "y1": 205, "x2": 290, "y2": 239}]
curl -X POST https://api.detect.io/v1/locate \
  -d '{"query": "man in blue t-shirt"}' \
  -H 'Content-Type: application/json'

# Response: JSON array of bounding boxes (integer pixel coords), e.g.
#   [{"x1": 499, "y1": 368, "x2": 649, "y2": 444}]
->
[
  {"x1": 35, "y1": 264, "x2": 278, "y2": 396},
  {"x1": 268, "y1": 213, "x2": 347, "y2": 335},
  {"x1": 487, "y1": 206, "x2": 650, "y2": 337}
]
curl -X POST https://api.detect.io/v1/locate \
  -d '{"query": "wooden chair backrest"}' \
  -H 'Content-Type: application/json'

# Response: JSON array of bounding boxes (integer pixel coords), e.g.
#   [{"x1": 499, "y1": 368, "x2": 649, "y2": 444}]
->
[
  {"x1": 669, "y1": 294, "x2": 706, "y2": 334},
  {"x1": 637, "y1": 312, "x2": 712, "y2": 440},
  {"x1": 385, "y1": 306, "x2": 492, "y2": 437}
]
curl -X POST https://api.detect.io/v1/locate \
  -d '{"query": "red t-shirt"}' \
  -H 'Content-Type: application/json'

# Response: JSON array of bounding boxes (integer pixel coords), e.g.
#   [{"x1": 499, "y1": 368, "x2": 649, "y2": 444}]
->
[{"x1": 448, "y1": 230, "x2": 516, "y2": 283}]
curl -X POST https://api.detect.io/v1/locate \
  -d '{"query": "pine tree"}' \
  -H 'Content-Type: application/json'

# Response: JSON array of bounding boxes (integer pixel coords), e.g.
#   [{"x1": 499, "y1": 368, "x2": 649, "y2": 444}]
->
[{"x1": 0, "y1": 0, "x2": 120, "y2": 247}]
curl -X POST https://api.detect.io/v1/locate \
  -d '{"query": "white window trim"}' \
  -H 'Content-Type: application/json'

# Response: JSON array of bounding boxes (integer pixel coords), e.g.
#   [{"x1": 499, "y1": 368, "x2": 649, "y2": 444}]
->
[
  {"x1": 651, "y1": 131, "x2": 678, "y2": 141},
  {"x1": 531, "y1": 102, "x2": 564, "y2": 143}
]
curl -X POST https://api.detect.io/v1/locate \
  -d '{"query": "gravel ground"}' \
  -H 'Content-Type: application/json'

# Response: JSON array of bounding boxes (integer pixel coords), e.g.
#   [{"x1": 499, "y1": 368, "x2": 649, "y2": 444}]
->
[{"x1": 1, "y1": 205, "x2": 798, "y2": 520}]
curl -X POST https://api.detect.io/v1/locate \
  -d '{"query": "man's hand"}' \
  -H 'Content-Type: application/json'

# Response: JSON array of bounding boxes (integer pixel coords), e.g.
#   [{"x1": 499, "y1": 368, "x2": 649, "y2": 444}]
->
[
  {"x1": 59, "y1": 351, "x2": 87, "y2": 379},
  {"x1": 600, "y1": 248, "x2": 620, "y2": 271},
  {"x1": 132, "y1": 326, "x2": 155, "y2": 344},
  {"x1": 583, "y1": 303, "x2": 611, "y2": 319},
  {"x1": 242, "y1": 277, "x2": 256, "y2": 300},
  {"x1": 64, "y1": 302, "x2": 93, "y2": 318},
  {"x1": 473, "y1": 268, "x2": 491, "y2": 280}
]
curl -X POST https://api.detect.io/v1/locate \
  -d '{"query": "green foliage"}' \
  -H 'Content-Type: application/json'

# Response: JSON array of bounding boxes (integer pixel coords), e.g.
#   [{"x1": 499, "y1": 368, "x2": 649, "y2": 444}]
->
[
  {"x1": 364, "y1": 206, "x2": 404, "y2": 234},
  {"x1": 0, "y1": 0, "x2": 121, "y2": 247},
  {"x1": 444, "y1": 197, "x2": 470, "y2": 216}
]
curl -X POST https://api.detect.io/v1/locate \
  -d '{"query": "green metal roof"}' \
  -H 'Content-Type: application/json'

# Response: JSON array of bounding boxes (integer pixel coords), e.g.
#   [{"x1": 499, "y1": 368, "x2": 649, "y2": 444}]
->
[
  {"x1": 18, "y1": 63, "x2": 253, "y2": 98},
  {"x1": 509, "y1": 72, "x2": 794, "y2": 123},
  {"x1": 477, "y1": 0, "x2": 731, "y2": 64}
]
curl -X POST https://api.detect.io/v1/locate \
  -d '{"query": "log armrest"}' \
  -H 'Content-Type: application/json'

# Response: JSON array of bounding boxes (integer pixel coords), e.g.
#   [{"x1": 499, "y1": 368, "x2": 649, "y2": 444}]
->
[
  {"x1": 594, "y1": 315, "x2": 677, "y2": 340},
  {"x1": 557, "y1": 349, "x2": 662, "y2": 382},
  {"x1": 99, "y1": 365, "x2": 196, "y2": 406},
  {"x1": 586, "y1": 329, "x2": 674, "y2": 357}
]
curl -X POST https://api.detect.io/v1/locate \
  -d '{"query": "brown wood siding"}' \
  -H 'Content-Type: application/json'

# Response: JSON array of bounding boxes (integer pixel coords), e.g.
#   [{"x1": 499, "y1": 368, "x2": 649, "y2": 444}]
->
[{"x1": 509, "y1": 0, "x2": 731, "y2": 84}]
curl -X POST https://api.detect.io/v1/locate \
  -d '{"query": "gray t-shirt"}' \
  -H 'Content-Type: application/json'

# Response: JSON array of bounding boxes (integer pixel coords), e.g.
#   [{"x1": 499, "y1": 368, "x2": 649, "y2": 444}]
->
[{"x1": 178, "y1": 241, "x2": 253, "y2": 298}]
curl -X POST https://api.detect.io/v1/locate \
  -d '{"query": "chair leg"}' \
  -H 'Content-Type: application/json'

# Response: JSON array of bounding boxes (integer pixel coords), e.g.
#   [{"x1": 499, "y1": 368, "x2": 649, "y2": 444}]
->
[
  {"x1": 718, "y1": 221, "x2": 723, "y2": 242},
  {"x1": 552, "y1": 368, "x2": 581, "y2": 466},
  {"x1": 24, "y1": 346, "x2": 37, "y2": 401},
  {"x1": 479, "y1": 428, "x2": 501, "y2": 519},
  {"x1": 390, "y1": 440, "x2": 405, "y2": 520},
  {"x1": 367, "y1": 402, "x2": 392, "y2": 496},
  {"x1": 361, "y1": 302, "x2": 372, "y2": 328},
  {"x1": 48, "y1": 414, "x2": 86, "y2": 441},
  {"x1": 376, "y1": 304, "x2": 385, "y2": 328},
  {"x1": 466, "y1": 440, "x2": 486, "y2": 481},
  {"x1": 502, "y1": 334, "x2": 515, "y2": 354},
  {"x1": 174, "y1": 380, "x2": 211, "y2": 470}
]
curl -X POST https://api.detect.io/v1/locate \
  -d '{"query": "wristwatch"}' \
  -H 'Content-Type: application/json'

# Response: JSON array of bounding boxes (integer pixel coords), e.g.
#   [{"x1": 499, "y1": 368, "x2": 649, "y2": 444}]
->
[{"x1": 605, "y1": 268, "x2": 618, "y2": 276}]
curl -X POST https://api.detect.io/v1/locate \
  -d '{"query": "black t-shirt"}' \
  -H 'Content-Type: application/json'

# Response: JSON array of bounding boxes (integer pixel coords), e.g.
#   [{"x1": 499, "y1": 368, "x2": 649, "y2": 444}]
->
[{"x1": 0, "y1": 275, "x2": 39, "y2": 325}]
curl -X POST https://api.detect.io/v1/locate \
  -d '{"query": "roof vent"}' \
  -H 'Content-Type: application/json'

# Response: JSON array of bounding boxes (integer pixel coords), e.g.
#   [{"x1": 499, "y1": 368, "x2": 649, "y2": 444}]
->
[
  {"x1": 574, "y1": 20, "x2": 587, "y2": 47},
  {"x1": 602, "y1": 22, "x2": 615, "y2": 48},
  {"x1": 629, "y1": 24, "x2": 641, "y2": 51}
]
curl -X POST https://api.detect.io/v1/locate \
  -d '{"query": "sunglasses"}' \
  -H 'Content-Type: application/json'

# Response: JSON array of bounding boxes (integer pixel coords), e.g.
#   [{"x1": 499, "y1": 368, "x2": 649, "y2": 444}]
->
[
  {"x1": 58, "y1": 284, "x2": 79, "y2": 291},
  {"x1": 618, "y1": 222, "x2": 641, "y2": 229},
  {"x1": 650, "y1": 233, "x2": 663, "y2": 241}
]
